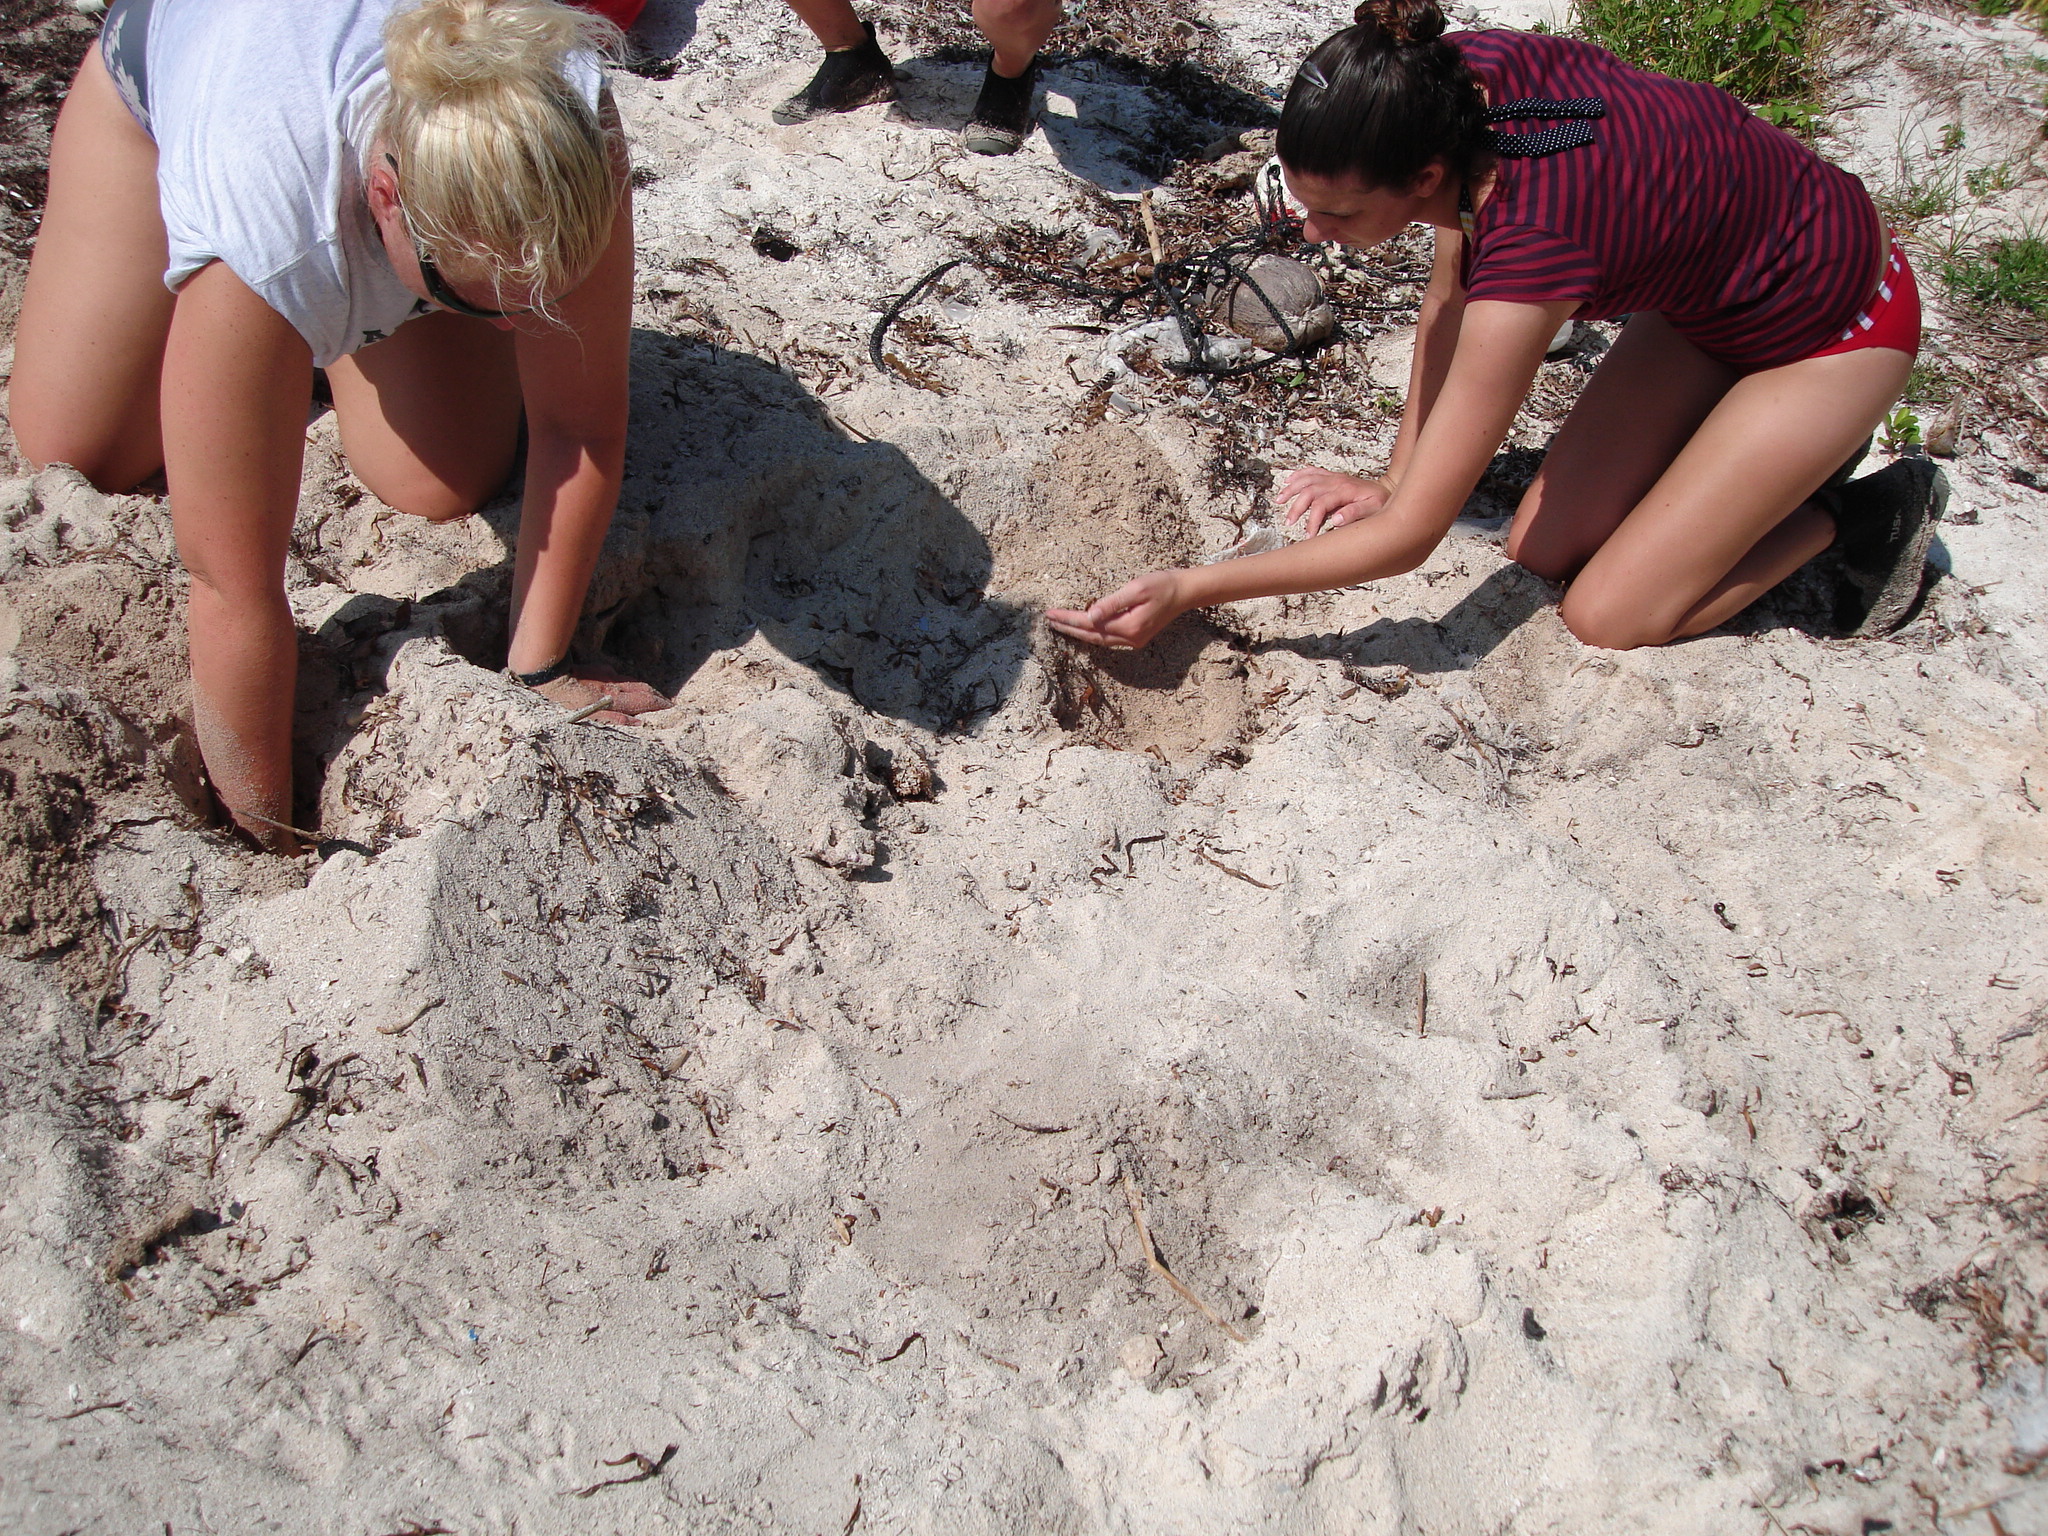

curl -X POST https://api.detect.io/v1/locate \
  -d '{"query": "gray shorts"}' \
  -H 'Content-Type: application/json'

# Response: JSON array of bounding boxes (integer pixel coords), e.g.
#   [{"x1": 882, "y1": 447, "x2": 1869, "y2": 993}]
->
[{"x1": 99, "y1": 0, "x2": 158, "y2": 135}]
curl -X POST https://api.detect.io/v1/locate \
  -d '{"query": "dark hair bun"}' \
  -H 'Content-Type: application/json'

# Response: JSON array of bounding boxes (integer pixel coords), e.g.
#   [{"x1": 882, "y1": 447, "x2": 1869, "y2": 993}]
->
[{"x1": 1351, "y1": 0, "x2": 1446, "y2": 47}]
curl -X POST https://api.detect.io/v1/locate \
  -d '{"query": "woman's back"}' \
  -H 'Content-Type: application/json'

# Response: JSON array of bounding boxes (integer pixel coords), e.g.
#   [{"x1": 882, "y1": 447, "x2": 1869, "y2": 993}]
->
[{"x1": 1453, "y1": 27, "x2": 1881, "y2": 370}]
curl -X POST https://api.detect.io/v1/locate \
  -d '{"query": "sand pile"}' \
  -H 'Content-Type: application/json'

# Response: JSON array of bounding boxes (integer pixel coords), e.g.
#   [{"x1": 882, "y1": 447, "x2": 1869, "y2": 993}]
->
[{"x1": 2, "y1": 2, "x2": 2046, "y2": 1531}]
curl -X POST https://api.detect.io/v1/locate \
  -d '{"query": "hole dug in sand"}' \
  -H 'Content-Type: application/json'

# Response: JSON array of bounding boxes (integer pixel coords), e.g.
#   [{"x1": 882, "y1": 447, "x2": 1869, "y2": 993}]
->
[{"x1": 998, "y1": 423, "x2": 1252, "y2": 760}]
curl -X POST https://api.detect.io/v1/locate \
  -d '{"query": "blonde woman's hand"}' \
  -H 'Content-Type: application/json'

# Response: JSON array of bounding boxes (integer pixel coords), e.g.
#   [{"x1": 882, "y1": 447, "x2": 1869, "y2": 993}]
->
[
  {"x1": 1278, "y1": 468, "x2": 1395, "y2": 536},
  {"x1": 530, "y1": 665, "x2": 672, "y2": 724},
  {"x1": 1045, "y1": 570, "x2": 1188, "y2": 652}
]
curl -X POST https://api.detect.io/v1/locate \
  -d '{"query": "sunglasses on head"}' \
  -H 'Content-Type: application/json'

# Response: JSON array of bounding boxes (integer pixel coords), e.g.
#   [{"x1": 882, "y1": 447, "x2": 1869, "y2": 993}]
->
[{"x1": 383, "y1": 154, "x2": 531, "y2": 321}]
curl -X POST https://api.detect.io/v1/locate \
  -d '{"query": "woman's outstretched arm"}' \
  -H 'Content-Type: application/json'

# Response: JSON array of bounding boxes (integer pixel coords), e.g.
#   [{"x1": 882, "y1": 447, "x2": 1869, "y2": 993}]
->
[
  {"x1": 161, "y1": 260, "x2": 315, "y2": 849},
  {"x1": 1046, "y1": 294, "x2": 1575, "y2": 650}
]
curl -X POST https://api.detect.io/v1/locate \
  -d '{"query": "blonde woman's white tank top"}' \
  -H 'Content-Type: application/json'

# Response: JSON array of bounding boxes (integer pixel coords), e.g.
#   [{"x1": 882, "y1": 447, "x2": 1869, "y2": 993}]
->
[{"x1": 145, "y1": 0, "x2": 601, "y2": 366}]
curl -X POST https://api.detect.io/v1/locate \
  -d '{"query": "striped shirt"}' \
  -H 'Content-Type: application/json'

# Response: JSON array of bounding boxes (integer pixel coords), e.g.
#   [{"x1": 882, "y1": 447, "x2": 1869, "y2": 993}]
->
[{"x1": 1451, "y1": 29, "x2": 1884, "y2": 372}]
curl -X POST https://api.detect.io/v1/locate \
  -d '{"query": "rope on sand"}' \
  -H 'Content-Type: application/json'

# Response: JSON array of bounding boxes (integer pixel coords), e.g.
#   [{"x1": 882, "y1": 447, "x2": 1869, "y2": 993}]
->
[{"x1": 870, "y1": 163, "x2": 1327, "y2": 384}]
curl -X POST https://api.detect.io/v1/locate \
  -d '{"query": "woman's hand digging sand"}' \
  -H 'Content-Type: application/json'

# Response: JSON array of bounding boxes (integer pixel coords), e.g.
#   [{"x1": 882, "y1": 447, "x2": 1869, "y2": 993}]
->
[
  {"x1": 529, "y1": 664, "x2": 672, "y2": 725},
  {"x1": 1047, "y1": 465, "x2": 1398, "y2": 653},
  {"x1": 1046, "y1": 570, "x2": 1189, "y2": 651}
]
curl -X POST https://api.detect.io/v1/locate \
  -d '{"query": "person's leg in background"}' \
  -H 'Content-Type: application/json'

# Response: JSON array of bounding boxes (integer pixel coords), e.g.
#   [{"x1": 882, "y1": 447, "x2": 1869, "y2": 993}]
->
[
  {"x1": 773, "y1": 0, "x2": 898, "y2": 125},
  {"x1": 962, "y1": 0, "x2": 1061, "y2": 154},
  {"x1": 9, "y1": 47, "x2": 176, "y2": 489}
]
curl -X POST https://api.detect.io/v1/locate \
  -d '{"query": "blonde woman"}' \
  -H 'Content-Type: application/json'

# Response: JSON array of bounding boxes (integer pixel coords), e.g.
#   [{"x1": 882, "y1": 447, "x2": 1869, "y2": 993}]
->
[{"x1": 8, "y1": 0, "x2": 666, "y2": 852}]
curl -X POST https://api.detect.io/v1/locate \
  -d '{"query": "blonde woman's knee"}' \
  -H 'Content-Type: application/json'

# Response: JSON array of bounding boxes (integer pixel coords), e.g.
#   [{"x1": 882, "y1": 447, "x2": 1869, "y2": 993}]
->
[
  {"x1": 357, "y1": 457, "x2": 509, "y2": 523},
  {"x1": 9, "y1": 408, "x2": 160, "y2": 494}
]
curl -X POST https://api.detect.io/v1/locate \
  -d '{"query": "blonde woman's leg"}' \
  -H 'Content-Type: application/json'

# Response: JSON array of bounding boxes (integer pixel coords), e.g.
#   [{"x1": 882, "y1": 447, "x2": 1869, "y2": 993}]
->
[
  {"x1": 9, "y1": 49, "x2": 175, "y2": 489},
  {"x1": 324, "y1": 309, "x2": 522, "y2": 523}
]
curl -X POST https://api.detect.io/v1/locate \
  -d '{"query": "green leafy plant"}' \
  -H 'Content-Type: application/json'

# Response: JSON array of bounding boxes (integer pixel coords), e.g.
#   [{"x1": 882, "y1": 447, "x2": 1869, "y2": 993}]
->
[
  {"x1": 1965, "y1": 160, "x2": 2025, "y2": 199},
  {"x1": 1878, "y1": 405, "x2": 1922, "y2": 454},
  {"x1": 1941, "y1": 232, "x2": 2048, "y2": 314},
  {"x1": 1575, "y1": 0, "x2": 1816, "y2": 124}
]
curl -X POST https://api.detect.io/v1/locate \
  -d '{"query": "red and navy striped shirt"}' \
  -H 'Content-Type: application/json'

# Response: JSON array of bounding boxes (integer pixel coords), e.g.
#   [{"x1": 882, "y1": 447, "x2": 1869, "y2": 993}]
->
[{"x1": 1451, "y1": 29, "x2": 1884, "y2": 372}]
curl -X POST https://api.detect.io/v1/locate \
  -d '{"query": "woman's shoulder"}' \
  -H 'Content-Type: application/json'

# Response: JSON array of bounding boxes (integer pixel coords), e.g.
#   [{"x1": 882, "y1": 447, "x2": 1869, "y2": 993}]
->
[
  {"x1": 1446, "y1": 26, "x2": 1698, "y2": 93},
  {"x1": 1445, "y1": 26, "x2": 1609, "y2": 70},
  {"x1": 1448, "y1": 24, "x2": 1749, "y2": 134}
]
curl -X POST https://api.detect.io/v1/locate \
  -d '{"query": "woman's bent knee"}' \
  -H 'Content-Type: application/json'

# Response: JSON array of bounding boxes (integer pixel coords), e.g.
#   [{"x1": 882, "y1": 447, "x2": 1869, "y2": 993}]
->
[
  {"x1": 349, "y1": 457, "x2": 509, "y2": 523},
  {"x1": 11, "y1": 422, "x2": 157, "y2": 494},
  {"x1": 1503, "y1": 524, "x2": 1579, "y2": 585},
  {"x1": 1559, "y1": 589, "x2": 1669, "y2": 651},
  {"x1": 385, "y1": 480, "x2": 491, "y2": 523},
  {"x1": 1507, "y1": 544, "x2": 1576, "y2": 586}
]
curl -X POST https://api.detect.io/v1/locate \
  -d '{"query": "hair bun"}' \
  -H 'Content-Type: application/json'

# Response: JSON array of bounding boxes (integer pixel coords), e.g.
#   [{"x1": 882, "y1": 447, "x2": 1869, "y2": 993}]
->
[
  {"x1": 386, "y1": 0, "x2": 613, "y2": 102},
  {"x1": 1351, "y1": 0, "x2": 1447, "y2": 47}
]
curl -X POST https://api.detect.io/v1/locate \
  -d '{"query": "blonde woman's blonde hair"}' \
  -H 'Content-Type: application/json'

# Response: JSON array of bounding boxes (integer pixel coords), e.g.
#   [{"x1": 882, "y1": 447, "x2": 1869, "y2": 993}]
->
[{"x1": 381, "y1": 0, "x2": 624, "y2": 306}]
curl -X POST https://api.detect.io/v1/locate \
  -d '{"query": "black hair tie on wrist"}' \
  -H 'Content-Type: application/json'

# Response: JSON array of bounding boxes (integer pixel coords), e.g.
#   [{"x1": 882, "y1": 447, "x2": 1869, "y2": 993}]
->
[{"x1": 510, "y1": 656, "x2": 571, "y2": 688}]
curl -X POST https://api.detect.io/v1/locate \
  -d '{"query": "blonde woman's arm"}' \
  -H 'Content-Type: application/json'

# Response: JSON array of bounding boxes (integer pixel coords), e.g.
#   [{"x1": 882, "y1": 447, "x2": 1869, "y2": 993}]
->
[
  {"x1": 1046, "y1": 295, "x2": 1575, "y2": 650},
  {"x1": 160, "y1": 260, "x2": 315, "y2": 850},
  {"x1": 503, "y1": 177, "x2": 652, "y2": 707}
]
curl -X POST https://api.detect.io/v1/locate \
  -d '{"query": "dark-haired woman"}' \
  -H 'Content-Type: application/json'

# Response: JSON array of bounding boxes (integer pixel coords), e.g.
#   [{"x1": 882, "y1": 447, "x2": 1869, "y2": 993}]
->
[{"x1": 1048, "y1": 1, "x2": 1942, "y2": 654}]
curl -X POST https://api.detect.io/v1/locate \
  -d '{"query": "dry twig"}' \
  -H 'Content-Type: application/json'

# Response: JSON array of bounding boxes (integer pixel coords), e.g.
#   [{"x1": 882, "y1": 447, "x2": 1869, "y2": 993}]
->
[
  {"x1": 571, "y1": 1444, "x2": 678, "y2": 1498},
  {"x1": 1139, "y1": 189, "x2": 1165, "y2": 265},
  {"x1": 1121, "y1": 1174, "x2": 1247, "y2": 1342},
  {"x1": 1194, "y1": 845, "x2": 1277, "y2": 889},
  {"x1": 995, "y1": 1110, "x2": 1075, "y2": 1134}
]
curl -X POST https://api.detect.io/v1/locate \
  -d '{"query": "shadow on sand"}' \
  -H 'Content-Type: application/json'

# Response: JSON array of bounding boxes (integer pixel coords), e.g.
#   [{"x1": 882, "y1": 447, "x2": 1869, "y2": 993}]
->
[{"x1": 446, "y1": 329, "x2": 1027, "y2": 736}]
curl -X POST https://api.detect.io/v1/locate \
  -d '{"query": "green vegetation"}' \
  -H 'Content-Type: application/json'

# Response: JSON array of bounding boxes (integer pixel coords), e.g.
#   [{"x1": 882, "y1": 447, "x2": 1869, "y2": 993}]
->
[
  {"x1": 1971, "y1": 0, "x2": 2048, "y2": 39},
  {"x1": 1966, "y1": 160, "x2": 2026, "y2": 199},
  {"x1": 1874, "y1": 149, "x2": 2021, "y2": 241},
  {"x1": 1575, "y1": 0, "x2": 1816, "y2": 126},
  {"x1": 1941, "y1": 233, "x2": 2048, "y2": 314},
  {"x1": 1878, "y1": 405, "x2": 1922, "y2": 454},
  {"x1": 1877, "y1": 152, "x2": 1967, "y2": 227},
  {"x1": 1906, "y1": 362, "x2": 1959, "y2": 406},
  {"x1": 1972, "y1": 0, "x2": 2048, "y2": 21}
]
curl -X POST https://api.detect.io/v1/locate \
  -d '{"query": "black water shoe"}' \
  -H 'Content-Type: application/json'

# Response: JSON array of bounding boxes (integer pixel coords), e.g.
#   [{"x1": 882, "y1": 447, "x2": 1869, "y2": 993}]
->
[
  {"x1": 1829, "y1": 455, "x2": 1948, "y2": 637},
  {"x1": 963, "y1": 61, "x2": 1036, "y2": 155},
  {"x1": 772, "y1": 21, "x2": 896, "y2": 125}
]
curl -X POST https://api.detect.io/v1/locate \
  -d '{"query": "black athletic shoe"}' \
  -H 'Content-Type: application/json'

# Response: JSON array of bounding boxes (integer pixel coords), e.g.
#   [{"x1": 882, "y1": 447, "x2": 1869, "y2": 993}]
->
[
  {"x1": 772, "y1": 21, "x2": 897, "y2": 125},
  {"x1": 963, "y1": 61, "x2": 1036, "y2": 155},
  {"x1": 1829, "y1": 455, "x2": 1949, "y2": 637}
]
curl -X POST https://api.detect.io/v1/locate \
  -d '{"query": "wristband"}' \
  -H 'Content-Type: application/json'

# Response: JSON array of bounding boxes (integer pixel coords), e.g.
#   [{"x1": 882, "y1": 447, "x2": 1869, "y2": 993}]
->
[{"x1": 509, "y1": 656, "x2": 571, "y2": 689}]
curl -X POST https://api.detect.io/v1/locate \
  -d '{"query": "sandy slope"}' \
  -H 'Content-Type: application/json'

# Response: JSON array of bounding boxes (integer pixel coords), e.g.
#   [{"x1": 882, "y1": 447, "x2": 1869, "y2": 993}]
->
[{"x1": 1, "y1": 2, "x2": 2046, "y2": 1532}]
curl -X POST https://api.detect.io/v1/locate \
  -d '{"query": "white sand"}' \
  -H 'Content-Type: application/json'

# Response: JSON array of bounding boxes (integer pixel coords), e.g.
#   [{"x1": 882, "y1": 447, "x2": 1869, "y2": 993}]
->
[{"x1": 1, "y1": 3, "x2": 2045, "y2": 1531}]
